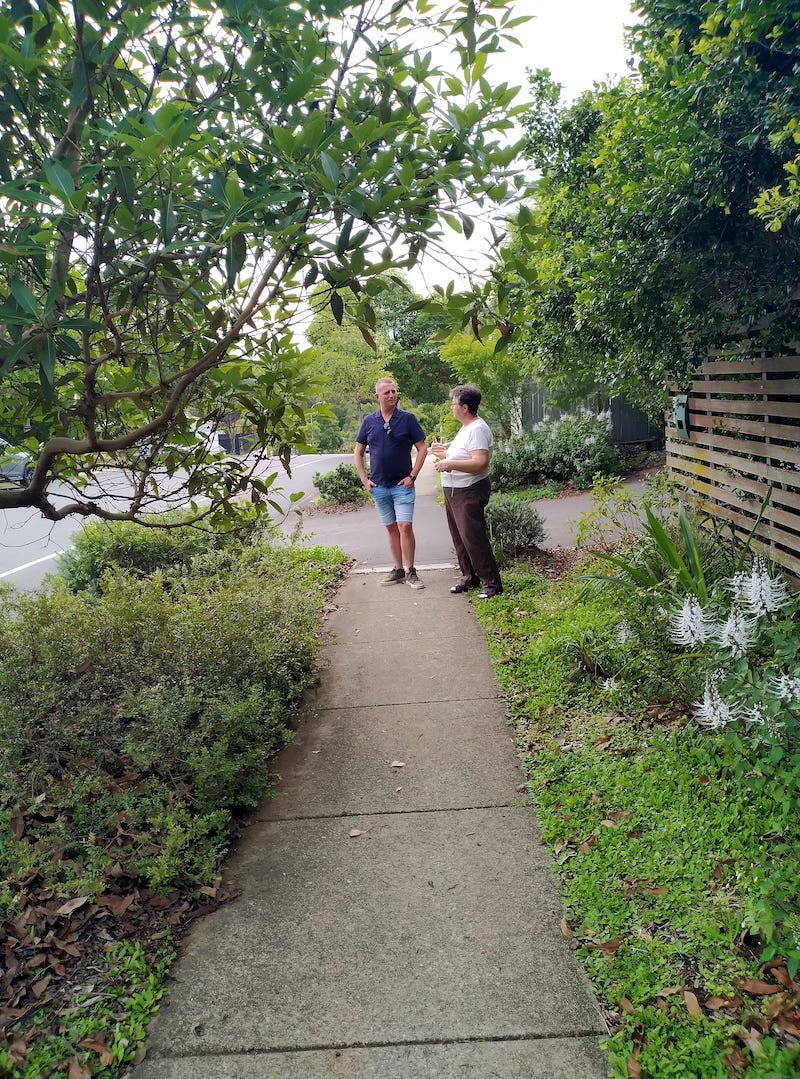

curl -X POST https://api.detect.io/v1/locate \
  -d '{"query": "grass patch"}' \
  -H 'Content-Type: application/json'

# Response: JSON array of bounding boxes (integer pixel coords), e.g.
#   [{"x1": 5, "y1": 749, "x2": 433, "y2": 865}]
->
[
  {"x1": 500, "y1": 482, "x2": 562, "y2": 501},
  {"x1": 473, "y1": 566, "x2": 800, "y2": 1079}
]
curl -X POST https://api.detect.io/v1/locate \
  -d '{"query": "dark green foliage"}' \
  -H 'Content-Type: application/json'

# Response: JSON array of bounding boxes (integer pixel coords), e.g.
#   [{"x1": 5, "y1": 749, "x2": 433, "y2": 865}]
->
[
  {"x1": 313, "y1": 463, "x2": 367, "y2": 504},
  {"x1": 508, "y1": 3, "x2": 800, "y2": 411},
  {"x1": 490, "y1": 414, "x2": 620, "y2": 491},
  {"x1": 0, "y1": 540, "x2": 348, "y2": 896},
  {"x1": 485, "y1": 494, "x2": 546, "y2": 555},
  {"x1": 56, "y1": 509, "x2": 268, "y2": 593}
]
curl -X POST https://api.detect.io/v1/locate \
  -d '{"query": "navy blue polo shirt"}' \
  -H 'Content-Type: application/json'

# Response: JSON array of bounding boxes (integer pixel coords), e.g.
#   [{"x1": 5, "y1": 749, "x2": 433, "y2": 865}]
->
[{"x1": 356, "y1": 407, "x2": 426, "y2": 486}]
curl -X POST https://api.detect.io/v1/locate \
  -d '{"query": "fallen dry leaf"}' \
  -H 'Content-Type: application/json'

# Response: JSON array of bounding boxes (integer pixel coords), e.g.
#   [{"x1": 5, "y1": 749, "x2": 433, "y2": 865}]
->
[
  {"x1": 31, "y1": 976, "x2": 51, "y2": 999},
  {"x1": 683, "y1": 990, "x2": 703, "y2": 1019},
  {"x1": 771, "y1": 967, "x2": 797, "y2": 990},
  {"x1": 704, "y1": 995, "x2": 729, "y2": 1010},
  {"x1": 348, "y1": 828, "x2": 364, "y2": 838},
  {"x1": 723, "y1": 1048, "x2": 748, "y2": 1072},
  {"x1": 79, "y1": 1039, "x2": 113, "y2": 1066},
  {"x1": 657, "y1": 985, "x2": 684, "y2": 997},
  {"x1": 67, "y1": 1058, "x2": 90, "y2": 1079},
  {"x1": 736, "y1": 978, "x2": 780, "y2": 996},
  {"x1": 389, "y1": 760, "x2": 405, "y2": 768},
  {"x1": 55, "y1": 896, "x2": 89, "y2": 917},
  {"x1": 600, "y1": 819, "x2": 618, "y2": 828},
  {"x1": 737, "y1": 1026, "x2": 764, "y2": 1054},
  {"x1": 10, "y1": 807, "x2": 24, "y2": 841},
  {"x1": 598, "y1": 936, "x2": 623, "y2": 957},
  {"x1": 98, "y1": 892, "x2": 135, "y2": 916},
  {"x1": 626, "y1": 1053, "x2": 642, "y2": 1078},
  {"x1": 560, "y1": 918, "x2": 574, "y2": 938},
  {"x1": 620, "y1": 996, "x2": 635, "y2": 1014},
  {"x1": 777, "y1": 1015, "x2": 800, "y2": 1038}
]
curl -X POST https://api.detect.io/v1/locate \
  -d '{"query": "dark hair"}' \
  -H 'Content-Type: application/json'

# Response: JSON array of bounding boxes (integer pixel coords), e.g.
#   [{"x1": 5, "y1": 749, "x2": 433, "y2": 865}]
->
[{"x1": 450, "y1": 384, "x2": 481, "y2": 415}]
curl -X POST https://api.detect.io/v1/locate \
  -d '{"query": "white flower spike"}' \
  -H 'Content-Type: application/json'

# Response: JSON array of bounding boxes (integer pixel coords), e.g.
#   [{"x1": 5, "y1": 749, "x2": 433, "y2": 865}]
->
[
  {"x1": 715, "y1": 605, "x2": 755, "y2": 657},
  {"x1": 768, "y1": 674, "x2": 800, "y2": 704},
  {"x1": 669, "y1": 595, "x2": 708, "y2": 647},
  {"x1": 693, "y1": 679, "x2": 737, "y2": 729},
  {"x1": 743, "y1": 557, "x2": 790, "y2": 618}
]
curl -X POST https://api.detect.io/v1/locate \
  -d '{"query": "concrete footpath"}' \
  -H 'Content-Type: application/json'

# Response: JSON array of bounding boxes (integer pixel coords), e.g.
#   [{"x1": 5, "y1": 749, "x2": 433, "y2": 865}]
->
[{"x1": 133, "y1": 461, "x2": 609, "y2": 1079}]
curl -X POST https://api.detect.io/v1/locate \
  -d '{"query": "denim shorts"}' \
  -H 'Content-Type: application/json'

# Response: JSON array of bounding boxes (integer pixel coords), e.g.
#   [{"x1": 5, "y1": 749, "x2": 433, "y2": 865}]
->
[{"x1": 371, "y1": 482, "x2": 415, "y2": 526}]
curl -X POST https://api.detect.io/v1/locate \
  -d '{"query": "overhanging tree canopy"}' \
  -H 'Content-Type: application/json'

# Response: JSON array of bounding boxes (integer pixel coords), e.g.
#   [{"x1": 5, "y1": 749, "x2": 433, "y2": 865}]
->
[
  {"x1": 0, "y1": 0, "x2": 526, "y2": 522},
  {"x1": 497, "y1": 0, "x2": 800, "y2": 415}
]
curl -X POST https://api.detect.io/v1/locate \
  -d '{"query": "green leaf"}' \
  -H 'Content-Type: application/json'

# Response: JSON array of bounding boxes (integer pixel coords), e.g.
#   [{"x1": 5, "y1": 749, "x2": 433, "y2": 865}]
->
[
  {"x1": 114, "y1": 167, "x2": 135, "y2": 212},
  {"x1": 330, "y1": 291, "x2": 344, "y2": 325},
  {"x1": 225, "y1": 232, "x2": 247, "y2": 289},
  {"x1": 37, "y1": 336, "x2": 56, "y2": 388},
  {"x1": 42, "y1": 158, "x2": 75, "y2": 199},
  {"x1": 10, "y1": 277, "x2": 39, "y2": 315},
  {"x1": 320, "y1": 151, "x2": 340, "y2": 186}
]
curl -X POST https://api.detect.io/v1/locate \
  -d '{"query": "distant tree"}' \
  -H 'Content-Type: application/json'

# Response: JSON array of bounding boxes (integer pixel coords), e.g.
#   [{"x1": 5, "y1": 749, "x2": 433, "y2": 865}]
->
[
  {"x1": 369, "y1": 277, "x2": 451, "y2": 403},
  {"x1": 0, "y1": 0, "x2": 524, "y2": 523},
  {"x1": 439, "y1": 332, "x2": 524, "y2": 439}
]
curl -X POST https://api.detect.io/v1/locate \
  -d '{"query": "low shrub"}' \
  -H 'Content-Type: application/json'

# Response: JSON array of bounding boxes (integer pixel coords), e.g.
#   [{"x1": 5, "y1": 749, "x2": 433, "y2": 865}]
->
[
  {"x1": 485, "y1": 494, "x2": 546, "y2": 555},
  {"x1": 490, "y1": 413, "x2": 620, "y2": 492},
  {"x1": 536, "y1": 412, "x2": 620, "y2": 488},
  {"x1": 57, "y1": 507, "x2": 267, "y2": 593},
  {"x1": 489, "y1": 441, "x2": 543, "y2": 491},
  {"x1": 0, "y1": 541, "x2": 348, "y2": 896},
  {"x1": 313, "y1": 463, "x2": 367, "y2": 504}
]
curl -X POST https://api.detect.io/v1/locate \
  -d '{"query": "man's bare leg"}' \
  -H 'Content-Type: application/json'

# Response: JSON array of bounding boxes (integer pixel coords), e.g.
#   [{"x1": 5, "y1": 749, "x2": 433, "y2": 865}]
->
[
  {"x1": 385, "y1": 522, "x2": 403, "y2": 568},
  {"x1": 398, "y1": 521, "x2": 415, "y2": 571}
]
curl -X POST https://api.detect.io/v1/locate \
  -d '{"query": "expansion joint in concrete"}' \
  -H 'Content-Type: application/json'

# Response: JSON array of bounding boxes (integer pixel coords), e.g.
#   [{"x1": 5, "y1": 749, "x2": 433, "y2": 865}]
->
[
  {"x1": 255, "y1": 802, "x2": 532, "y2": 823},
  {"x1": 148, "y1": 1028, "x2": 606, "y2": 1062}
]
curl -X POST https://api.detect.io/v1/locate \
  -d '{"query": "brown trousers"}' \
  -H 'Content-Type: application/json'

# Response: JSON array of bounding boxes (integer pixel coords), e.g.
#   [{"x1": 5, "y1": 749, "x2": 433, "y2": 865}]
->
[{"x1": 443, "y1": 478, "x2": 502, "y2": 591}]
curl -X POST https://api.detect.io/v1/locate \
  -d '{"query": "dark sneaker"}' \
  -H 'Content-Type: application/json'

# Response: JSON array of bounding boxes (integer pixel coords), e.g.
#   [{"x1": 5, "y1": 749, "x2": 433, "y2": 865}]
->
[
  {"x1": 450, "y1": 579, "x2": 479, "y2": 594},
  {"x1": 405, "y1": 568, "x2": 424, "y2": 590},
  {"x1": 477, "y1": 586, "x2": 502, "y2": 600},
  {"x1": 381, "y1": 567, "x2": 405, "y2": 585}
]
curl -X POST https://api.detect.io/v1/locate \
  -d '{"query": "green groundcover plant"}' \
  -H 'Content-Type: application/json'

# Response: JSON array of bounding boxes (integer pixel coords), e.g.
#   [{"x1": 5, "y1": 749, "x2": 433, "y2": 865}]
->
[
  {"x1": 0, "y1": 524, "x2": 348, "y2": 1077},
  {"x1": 473, "y1": 541, "x2": 800, "y2": 1079}
]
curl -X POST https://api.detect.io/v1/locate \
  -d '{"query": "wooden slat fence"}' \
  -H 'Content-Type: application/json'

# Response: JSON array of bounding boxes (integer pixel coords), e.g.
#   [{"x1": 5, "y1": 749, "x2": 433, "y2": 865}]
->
[{"x1": 666, "y1": 351, "x2": 800, "y2": 581}]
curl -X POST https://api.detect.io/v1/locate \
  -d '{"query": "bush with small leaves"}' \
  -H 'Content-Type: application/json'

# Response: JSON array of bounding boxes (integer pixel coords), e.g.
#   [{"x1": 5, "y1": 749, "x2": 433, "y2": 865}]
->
[
  {"x1": 313, "y1": 463, "x2": 368, "y2": 504},
  {"x1": 485, "y1": 494, "x2": 547, "y2": 555},
  {"x1": 57, "y1": 507, "x2": 268, "y2": 594}
]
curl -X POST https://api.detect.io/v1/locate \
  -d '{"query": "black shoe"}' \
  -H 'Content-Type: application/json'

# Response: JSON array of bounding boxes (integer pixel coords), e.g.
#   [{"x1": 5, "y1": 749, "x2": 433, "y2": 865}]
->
[
  {"x1": 477, "y1": 586, "x2": 502, "y2": 600},
  {"x1": 450, "y1": 580, "x2": 478, "y2": 594}
]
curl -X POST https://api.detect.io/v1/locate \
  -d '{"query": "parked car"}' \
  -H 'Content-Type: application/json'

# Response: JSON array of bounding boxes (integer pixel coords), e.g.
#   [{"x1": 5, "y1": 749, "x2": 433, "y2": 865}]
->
[
  {"x1": 133, "y1": 420, "x2": 223, "y2": 464},
  {"x1": 0, "y1": 437, "x2": 34, "y2": 485}
]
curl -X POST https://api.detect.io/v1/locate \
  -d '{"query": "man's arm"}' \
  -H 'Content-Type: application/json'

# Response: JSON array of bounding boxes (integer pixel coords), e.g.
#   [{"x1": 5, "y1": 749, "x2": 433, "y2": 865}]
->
[
  {"x1": 409, "y1": 440, "x2": 428, "y2": 482},
  {"x1": 354, "y1": 441, "x2": 374, "y2": 489}
]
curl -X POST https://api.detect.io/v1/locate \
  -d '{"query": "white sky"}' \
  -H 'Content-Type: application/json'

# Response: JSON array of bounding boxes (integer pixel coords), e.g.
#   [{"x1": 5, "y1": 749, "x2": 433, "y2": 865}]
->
[{"x1": 410, "y1": 0, "x2": 637, "y2": 292}]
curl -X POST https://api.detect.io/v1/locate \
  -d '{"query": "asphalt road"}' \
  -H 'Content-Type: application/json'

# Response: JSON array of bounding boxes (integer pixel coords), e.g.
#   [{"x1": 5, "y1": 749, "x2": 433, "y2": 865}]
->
[{"x1": 0, "y1": 453, "x2": 352, "y2": 591}]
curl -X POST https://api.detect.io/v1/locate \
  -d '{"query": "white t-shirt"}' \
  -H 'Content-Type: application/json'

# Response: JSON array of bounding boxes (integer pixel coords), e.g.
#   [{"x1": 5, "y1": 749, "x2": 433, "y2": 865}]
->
[{"x1": 440, "y1": 416, "x2": 493, "y2": 489}]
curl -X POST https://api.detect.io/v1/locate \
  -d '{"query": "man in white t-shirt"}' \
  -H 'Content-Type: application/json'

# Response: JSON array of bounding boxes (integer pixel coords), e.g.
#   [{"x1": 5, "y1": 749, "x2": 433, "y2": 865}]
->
[{"x1": 430, "y1": 384, "x2": 502, "y2": 600}]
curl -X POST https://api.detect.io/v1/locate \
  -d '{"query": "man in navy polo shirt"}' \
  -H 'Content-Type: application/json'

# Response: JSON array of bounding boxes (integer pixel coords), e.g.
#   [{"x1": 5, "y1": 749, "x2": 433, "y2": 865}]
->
[{"x1": 354, "y1": 377, "x2": 428, "y2": 588}]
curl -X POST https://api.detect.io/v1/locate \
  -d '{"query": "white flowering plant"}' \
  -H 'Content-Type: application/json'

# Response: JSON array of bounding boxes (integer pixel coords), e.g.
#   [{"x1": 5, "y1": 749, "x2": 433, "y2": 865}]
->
[
  {"x1": 662, "y1": 558, "x2": 798, "y2": 742},
  {"x1": 489, "y1": 413, "x2": 620, "y2": 492}
]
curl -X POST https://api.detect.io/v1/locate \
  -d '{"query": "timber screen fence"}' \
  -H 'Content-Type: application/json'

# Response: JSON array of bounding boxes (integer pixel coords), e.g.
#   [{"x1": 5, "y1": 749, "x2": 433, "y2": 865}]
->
[{"x1": 666, "y1": 351, "x2": 800, "y2": 581}]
